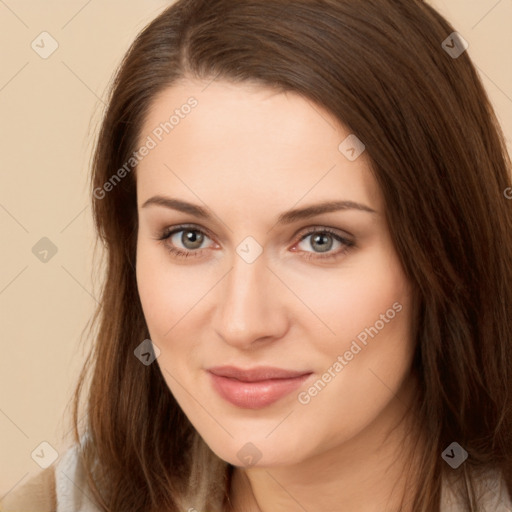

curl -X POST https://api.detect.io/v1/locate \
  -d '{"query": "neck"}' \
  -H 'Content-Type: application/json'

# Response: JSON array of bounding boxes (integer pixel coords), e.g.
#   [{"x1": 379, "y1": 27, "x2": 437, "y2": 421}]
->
[{"x1": 228, "y1": 374, "x2": 424, "y2": 512}]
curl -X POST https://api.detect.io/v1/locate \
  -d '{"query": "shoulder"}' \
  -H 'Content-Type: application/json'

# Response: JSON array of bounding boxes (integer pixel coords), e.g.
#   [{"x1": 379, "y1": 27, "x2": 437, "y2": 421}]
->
[
  {"x1": 0, "y1": 465, "x2": 56, "y2": 512},
  {"x1": 0, "y1": 443, "x2": 101, "y2": 512},
  {"x1": 53, "y1": 442, "x2": 102, "y2": 511},
  {"x1": 441, "y1": 467, "x2": 512, "y2": 511}
]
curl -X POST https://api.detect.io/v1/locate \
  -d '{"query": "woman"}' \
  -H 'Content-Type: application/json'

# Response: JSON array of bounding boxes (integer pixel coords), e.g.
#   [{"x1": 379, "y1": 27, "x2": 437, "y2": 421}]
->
[{"x1": 2, "y1": 0, "x2": 511, "y2": 510}]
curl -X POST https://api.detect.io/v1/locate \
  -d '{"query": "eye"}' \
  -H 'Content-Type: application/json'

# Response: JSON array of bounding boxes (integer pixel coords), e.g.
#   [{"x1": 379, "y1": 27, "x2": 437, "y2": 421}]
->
[
  {"x1": 292, "y1": 228, "x2": 355, "y2": 261},
  {"x1": 156, "y1": 224, "x2": 216, "y2": 259}
]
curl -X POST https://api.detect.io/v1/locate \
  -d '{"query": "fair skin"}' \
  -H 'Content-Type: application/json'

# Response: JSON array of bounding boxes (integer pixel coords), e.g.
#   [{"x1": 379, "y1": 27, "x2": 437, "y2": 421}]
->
[{"x1": 135, "y1": 78, "x2": 421, "y2": 512}]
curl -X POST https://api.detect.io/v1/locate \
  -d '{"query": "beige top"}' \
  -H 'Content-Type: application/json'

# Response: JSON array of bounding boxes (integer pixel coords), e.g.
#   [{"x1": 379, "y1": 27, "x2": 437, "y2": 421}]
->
[{"x1": 1, "y1": 443, "x2": 511, "y2": 511}]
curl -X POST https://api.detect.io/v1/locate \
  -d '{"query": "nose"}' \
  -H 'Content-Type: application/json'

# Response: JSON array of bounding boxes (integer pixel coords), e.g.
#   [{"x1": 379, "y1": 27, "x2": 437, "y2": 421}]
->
[{"x1": 212, "y1": 250, "x2": 289, "y2": 350}]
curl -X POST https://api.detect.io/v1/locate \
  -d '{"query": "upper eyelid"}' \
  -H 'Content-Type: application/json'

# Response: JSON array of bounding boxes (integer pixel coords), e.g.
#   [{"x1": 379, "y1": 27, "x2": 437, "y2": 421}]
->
[{"x1": 162, "y1": 224, "x2": 216, "y2": 242}]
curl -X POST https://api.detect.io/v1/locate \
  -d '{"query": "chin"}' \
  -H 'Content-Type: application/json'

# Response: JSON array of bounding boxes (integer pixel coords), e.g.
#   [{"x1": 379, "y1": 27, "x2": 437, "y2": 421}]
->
[{"x1": 202, "y1": 434, "x2": 308, "y2": 468}]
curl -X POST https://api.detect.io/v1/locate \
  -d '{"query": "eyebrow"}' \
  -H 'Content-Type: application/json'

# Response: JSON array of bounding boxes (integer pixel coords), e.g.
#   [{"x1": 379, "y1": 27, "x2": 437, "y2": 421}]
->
[{"x1": 140, "y1": 196, "x2": 377, "y2": 224}]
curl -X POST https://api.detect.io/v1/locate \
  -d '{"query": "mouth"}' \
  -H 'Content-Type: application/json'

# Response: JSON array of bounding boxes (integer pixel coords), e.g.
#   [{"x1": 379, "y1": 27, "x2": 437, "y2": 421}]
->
[{"x1": 207, "y1": 366, "x2": 313, "y2": 409}]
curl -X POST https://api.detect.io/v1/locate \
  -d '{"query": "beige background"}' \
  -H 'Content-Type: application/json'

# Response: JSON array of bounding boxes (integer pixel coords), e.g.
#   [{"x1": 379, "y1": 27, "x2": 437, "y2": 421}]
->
[{"x1": 1, "y1": 0, "x2": 511, "y2": 497}]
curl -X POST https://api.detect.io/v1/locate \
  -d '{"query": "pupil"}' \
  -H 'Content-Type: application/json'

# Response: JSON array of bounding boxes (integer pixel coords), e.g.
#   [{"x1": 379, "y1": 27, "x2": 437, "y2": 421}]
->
[
  {"x1": 313, "y1": 233, "x2": 332, "y2": 253},
  {"x1": 183, "y1": 230, "x2": 203, "y2": 249}
]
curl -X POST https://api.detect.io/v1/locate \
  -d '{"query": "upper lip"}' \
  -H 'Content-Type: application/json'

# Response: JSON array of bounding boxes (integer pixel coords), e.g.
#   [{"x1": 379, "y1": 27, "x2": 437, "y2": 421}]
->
[{"x1": 207, "y1": 365, "x2": 312, "y2": 382}]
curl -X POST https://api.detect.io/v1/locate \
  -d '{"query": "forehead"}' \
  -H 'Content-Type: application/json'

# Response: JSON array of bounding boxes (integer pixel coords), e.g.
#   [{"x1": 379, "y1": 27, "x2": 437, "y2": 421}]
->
[{"x1": 136, "y1": 79, "x2": 382, "y2": 216}]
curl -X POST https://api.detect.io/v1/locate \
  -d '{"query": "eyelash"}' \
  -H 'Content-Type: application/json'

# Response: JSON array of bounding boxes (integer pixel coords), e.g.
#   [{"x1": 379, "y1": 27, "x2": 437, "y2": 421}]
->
[{"x1": 155, "y1": 224, "x2": 355, "y2": 262}]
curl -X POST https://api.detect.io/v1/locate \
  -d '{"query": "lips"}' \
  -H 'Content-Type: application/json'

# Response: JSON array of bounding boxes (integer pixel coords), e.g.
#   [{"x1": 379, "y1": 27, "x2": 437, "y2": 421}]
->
[{"x1": 207, "y1": 366, "x2": 313, "y2": 409}]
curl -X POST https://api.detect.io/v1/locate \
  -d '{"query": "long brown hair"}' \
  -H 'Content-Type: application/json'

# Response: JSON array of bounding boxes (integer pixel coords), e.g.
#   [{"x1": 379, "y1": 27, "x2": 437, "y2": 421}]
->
[{"x1": 71, "y1": 0, "x2": 512, "y2": 510}]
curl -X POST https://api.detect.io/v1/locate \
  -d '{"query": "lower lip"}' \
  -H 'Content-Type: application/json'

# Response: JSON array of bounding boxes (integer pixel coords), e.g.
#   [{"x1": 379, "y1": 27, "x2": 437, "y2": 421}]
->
[{"x1": 208, "y1": 372, "x2": 312, "y2": 409}]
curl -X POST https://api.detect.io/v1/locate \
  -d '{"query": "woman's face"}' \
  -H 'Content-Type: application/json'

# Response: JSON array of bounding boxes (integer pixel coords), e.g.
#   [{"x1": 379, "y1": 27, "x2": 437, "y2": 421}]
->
[{"x1": 135, "y1": 78, "x2": 415, "y2": 467}]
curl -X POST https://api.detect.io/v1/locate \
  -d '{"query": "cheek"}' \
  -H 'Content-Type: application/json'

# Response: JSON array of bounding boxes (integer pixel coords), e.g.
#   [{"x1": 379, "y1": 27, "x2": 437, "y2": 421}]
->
[
  {"x1": 136, "y1": 240, "x2": 209, "y2": 338},
  {"x1": 289, "y1": 249, "x2": 410, "y2": 355},
  {"x1": 293, "y1": 261, "x2": 414, "y2": 447},
  {"x1": 136, "y1": 242, "x2": 168, "y2": 332}
]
